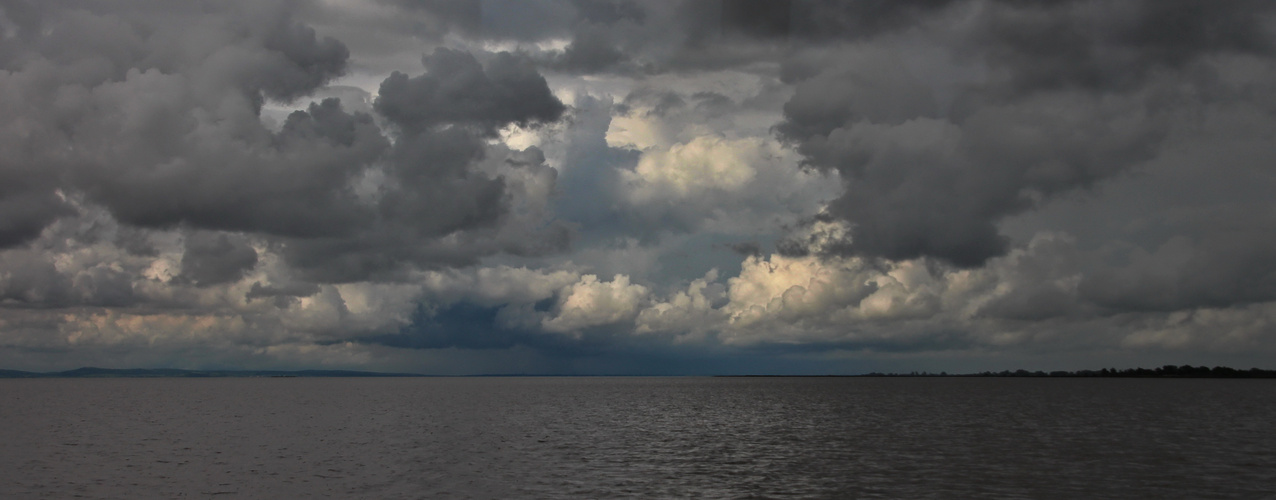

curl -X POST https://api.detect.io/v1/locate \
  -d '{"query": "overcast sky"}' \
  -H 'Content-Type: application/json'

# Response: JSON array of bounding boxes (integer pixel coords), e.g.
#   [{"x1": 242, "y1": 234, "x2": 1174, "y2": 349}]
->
[{"x1": 2, "y1": 0, "x2": 1276, "y2": 374}]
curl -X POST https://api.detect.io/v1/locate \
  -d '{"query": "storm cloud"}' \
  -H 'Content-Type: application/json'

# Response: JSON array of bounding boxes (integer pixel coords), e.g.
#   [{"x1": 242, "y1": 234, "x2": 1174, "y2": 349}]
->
[
  {"x1": 776, "y1": 0, "x2": 1276, "y2": 268},
  {"x1": 2, "y1": 0, "x2": 1276, "y2": 374}
]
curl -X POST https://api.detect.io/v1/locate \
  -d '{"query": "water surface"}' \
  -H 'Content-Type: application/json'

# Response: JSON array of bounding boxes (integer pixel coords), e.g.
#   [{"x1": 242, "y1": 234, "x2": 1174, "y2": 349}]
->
[{"x1": 2, "y1": 377, "x2": 1274, "y2": 498}]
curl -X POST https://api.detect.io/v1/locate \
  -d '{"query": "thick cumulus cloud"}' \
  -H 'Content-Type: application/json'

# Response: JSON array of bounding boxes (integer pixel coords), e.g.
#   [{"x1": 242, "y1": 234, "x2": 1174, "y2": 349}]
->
[
  {"x1": 277, "y1": 48, "x2": 570, "y2": 282},
  {"x1": 628, "y1": 231, "x2": 1099, "y2": 350},
  {"x1": 0, "y1": 0, "x2": 567, "y2": 265},
  {"x1": 774, "y1": 0, "x2": 1274, "y2": 267},
  {"x1": 0, "y1": 0, "x2": 577, "y2": 368},
  {"x1": 541, "y1": 274, "x2": 650, "y2": 334},
  {"x1": 0, "y1": 1, "x2": 379, "y2": 239}
]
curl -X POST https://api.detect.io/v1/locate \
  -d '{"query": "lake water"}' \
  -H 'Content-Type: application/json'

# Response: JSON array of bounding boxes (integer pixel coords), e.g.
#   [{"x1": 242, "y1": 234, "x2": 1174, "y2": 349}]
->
[{"x1": 2, "y1": 377, "x2": 1274, "y2": 499}]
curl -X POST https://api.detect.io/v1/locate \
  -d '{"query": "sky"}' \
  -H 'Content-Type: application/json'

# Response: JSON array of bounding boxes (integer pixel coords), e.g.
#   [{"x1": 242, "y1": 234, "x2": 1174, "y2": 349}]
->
[{"x1": 2, "y1": 0, "x2": 1276, "y2": 374}]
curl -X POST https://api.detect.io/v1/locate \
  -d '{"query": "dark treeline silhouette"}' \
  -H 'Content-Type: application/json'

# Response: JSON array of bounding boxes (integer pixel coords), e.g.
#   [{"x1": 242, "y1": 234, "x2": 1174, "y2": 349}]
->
[{"x1": 858, "y1": 365, "x2": 1276, "y2": 378}]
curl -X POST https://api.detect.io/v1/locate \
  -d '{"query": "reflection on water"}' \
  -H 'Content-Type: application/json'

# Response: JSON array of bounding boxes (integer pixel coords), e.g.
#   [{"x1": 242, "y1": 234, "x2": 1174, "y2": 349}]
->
[{"x1": 2, "y1": 377, "x2": 1275, "y2": 499}]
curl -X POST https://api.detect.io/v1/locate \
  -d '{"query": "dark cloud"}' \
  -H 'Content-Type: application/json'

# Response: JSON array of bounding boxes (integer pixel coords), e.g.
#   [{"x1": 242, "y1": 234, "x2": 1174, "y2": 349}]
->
[
  {"x1": 245, "y1": 280, "x2": 321, "y2": 309},
  {"x1": 514, "y1": 0, "x2": 961, "y2": 75},
  {"x1": 971, "y1": 0, "x2": 1276, "y2": 94},
  {"x1": 0, "y1": 250, "x2": 69, "y2": 306},
  {"x1": 810, "y1": 92, "x2": 1165, "y2": 267},
  {"x1": 361, "y1": 301, "x2": 623, "y2": 355},
  {"x1": 553, "y1": 25, "x2": 629, "y2": 73},
  {"x1": 5, "y1": 0, "x2": 1276, "y2": 372},
  {"x1": 375, "y1": 48, "x2": 565, "y2": 135},
  {"x1": 246, "y1": 281, "x2": 320, "y2": 301},
  {"x1": 472, "y1": 0, "x2": 647, "y2": 42},
  {"x1": 278, "y1": 136, "x2": 571, "y2": 282},
  {"x1": 271, "y1": 50, "x2": 569, "y2": 282},
  {"x1": 449, "y1": 1, "x2": 732, "y2": 75},
  {"x1": 388, "y1": 0, "x2": 484, "y2": 38},
  {"x1": 774, "y1": 0, "x2": 1272, "y2": 267},
  {"x1": 721, "y1": 0, "x2": 790, "y2": 39},
  {"x1": 113, "y1": 225, "x2": 158, "y2": 257},
  {"x1": 619, "y1": 88, "x2": 686, "y2": 116},
  {"x1": 691, "y1": 91, "x2": 733, "y2": 116},
  {"x1": 0, "y1": 1, "x2": 572, "y2": 285},
  {"x1": 0, "y1": 0, "x2": 370, "y2": 245},
  {"x1": 364, "y1": 302, "x2": 534, "y2": 350},
  {"x1": 0, "y1": 191, "x2": 71, "y2": 248},
  {"x1": 87, "y1": 97, "x2": 388, "y2": 239},
  {"x1": 572, "y1": 0, "x2": 645, "y2": 25},
  {"x1": 178, "y1": 232, "x2": 258, "y2": 287},
  {"x1": 787, "y1": 0, "x2": 959, "y2": 41},
  {"x1": 971, "y1": 234, "x2": 1082, "y2": 321},
  {"x1": 725, "y1": 241, "x2": 761, "y2": 257},
  {"x1": 1082, "y1": 230, "x2": 1276, "y2": 312},
  {"x1": 257, "y1": 16, "x2": 350, "y2": 102},
  {"x1": 477, "y1": 0, "x2": 577, "y2": 41}
]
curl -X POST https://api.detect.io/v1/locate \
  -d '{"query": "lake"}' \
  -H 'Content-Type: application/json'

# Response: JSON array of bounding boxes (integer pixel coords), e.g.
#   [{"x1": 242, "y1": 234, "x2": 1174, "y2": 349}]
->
[{"x1": 2, "y1": 377, "x2": 1274, "y2": 498}]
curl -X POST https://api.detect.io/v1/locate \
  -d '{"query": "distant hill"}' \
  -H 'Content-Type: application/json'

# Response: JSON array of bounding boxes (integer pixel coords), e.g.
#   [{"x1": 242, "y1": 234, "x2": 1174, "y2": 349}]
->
[{"x1": 0, "y1": 367, "x2": 426, "y2": 378}]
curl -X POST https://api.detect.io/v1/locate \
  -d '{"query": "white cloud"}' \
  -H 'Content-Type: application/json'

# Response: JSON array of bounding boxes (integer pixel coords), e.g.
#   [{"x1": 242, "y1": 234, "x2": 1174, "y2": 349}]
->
[
  {"x1": 625, "y1": 135, "x2": 761, "y2": 201},
  {"x1": 720, "y1": 252, "x2": 882, "y2": 344},
  {"x1": 542, "y1": 274, "x2": 650, "y2": 334},
  {"x1": 635, "y1": 269, "x2": 726, "y2": 339},
  {"x1": 707, "y1": 232, "x2": 1090, "y2": 346}
]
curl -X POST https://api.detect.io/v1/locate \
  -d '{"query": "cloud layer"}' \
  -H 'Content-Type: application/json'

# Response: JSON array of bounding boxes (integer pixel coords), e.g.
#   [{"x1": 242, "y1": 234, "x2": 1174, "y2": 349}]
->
[{"x1": 2, "y1": 0, "x2": 1276, "y2": 373}]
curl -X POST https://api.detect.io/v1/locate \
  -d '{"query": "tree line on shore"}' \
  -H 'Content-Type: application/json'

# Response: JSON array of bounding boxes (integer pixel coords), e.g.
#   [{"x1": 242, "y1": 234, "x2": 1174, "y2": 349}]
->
[{"x1": 861, "y1": 365, "x2": 1276, "y2": 378}]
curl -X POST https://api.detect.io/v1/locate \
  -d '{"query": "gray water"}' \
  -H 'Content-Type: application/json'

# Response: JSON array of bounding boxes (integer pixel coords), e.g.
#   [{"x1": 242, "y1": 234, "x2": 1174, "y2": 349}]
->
[{"x1": 2, "y1": 377, "x2": 1274, "y2": 499}]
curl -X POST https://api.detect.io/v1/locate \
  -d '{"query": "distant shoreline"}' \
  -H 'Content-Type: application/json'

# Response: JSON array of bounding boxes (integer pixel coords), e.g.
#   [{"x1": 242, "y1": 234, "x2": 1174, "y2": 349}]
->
[
  {"x1": 0, "y1": 367, "x2": 427, "y2": 379},
  {"x1": 721, "y1": 366, "x2": 1276, "y2": 379},
  {"x1": 2, "y1": 365, "x2": 1275, "y2": 378}
]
